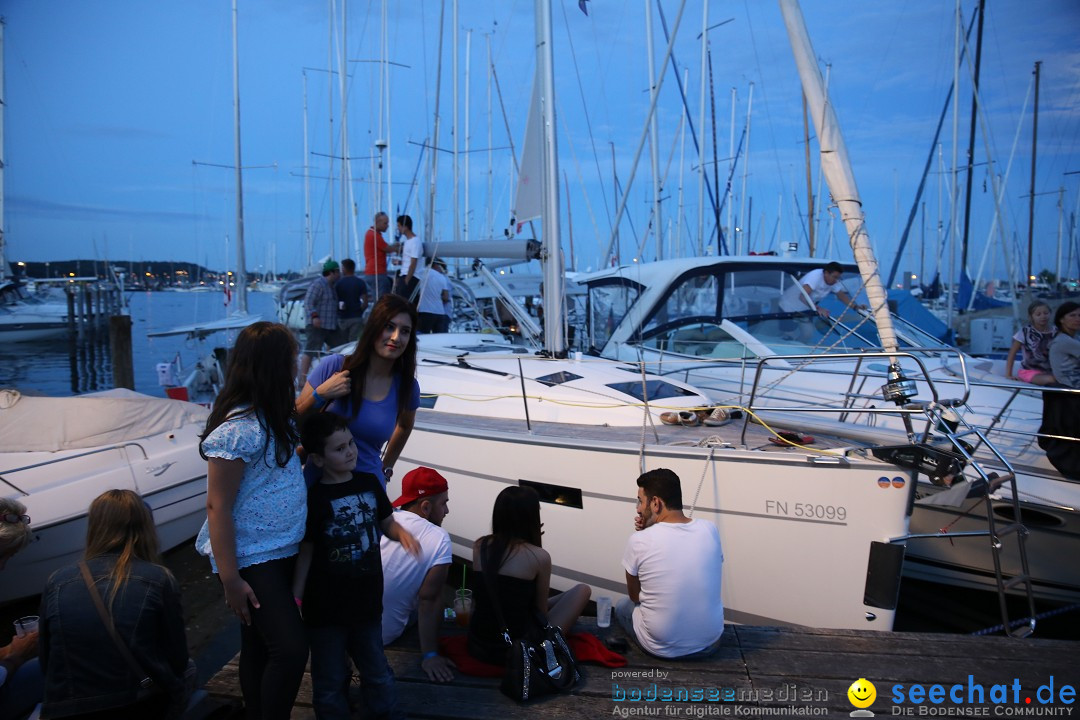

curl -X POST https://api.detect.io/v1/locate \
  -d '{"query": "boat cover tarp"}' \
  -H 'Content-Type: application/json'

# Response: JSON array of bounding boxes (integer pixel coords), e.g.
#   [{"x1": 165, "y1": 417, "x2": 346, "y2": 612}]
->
[
  {"x1": 886, "y1": 289, "x2": 953, "y2": 344},
  {"x1": 957, "y1": 271, "x2": 1011, "y2": 312},
  {"x1": 0, "y1": 388, "x2": 210, "y2": 453}
]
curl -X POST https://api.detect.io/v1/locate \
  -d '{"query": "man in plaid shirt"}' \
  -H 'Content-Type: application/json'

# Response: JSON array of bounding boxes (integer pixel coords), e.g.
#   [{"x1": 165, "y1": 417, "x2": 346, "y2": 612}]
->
[{"x1": 299, "y1": 259, "x2": 341, "y2": 385}]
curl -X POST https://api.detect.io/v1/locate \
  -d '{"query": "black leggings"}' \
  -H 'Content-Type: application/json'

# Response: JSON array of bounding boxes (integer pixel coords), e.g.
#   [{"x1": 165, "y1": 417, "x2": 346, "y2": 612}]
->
[{"x1": 237, "y1": 556, "x2": 308, "y2": 720}]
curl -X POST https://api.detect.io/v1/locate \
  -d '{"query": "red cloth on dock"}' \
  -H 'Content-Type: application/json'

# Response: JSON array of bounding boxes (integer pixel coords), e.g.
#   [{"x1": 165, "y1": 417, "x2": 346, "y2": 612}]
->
[{"x1": 438, "y1": 631, "x2": 627, "y2": 677}]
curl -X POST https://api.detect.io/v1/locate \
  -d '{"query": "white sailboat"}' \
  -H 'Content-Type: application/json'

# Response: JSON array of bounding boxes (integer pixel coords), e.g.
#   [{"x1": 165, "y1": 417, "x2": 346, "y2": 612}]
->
[{"x1": 382, "y1": 0, "x2": 943, "y2": 632}]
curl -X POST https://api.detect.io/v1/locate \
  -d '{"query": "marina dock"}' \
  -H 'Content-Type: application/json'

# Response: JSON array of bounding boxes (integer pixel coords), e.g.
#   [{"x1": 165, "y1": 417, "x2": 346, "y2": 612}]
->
[{"x1": 199, "y1": 618, "x2": 1078, "y2": 719}]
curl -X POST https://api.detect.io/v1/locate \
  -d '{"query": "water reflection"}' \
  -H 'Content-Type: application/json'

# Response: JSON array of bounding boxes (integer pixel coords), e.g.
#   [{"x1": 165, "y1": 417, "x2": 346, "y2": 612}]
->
[{"x1": 1, "y1": 291, "x2": 277, "y2": 397}]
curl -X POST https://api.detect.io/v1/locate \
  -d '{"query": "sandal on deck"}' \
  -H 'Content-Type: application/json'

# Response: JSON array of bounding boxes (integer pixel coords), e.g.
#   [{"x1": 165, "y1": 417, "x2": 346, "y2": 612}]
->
[{"x1": 769, "y1": 432, "x2": 815, "y2": 446}]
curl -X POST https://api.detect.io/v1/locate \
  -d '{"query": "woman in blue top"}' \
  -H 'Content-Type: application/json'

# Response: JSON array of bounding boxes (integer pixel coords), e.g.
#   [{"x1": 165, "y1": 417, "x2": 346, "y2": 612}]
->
[
  {"x1": 196, "y1": 321, "x2": 308, "y2": 720},
  {"x1": 298, "y1": 294, "x2": 421, "y2": 490}
]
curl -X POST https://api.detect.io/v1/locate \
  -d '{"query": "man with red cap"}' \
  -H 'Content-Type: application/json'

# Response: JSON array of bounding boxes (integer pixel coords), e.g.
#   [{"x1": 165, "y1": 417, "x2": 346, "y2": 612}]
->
[{"x1": 379, "y1": 467, "x2": 456, "y2": 682}]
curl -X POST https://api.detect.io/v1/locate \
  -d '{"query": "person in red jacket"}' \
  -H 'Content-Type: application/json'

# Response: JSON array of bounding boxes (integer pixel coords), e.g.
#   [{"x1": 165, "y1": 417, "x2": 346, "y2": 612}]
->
[{"x1": 364, "y1": 212, "x2": 401, "y2": 303}]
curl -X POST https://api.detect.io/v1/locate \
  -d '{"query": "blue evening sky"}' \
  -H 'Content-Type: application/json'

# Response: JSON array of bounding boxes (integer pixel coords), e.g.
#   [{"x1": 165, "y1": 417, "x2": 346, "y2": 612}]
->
[{"x1": 2, "y1": 0, "x2": 1078, "y2": 284}]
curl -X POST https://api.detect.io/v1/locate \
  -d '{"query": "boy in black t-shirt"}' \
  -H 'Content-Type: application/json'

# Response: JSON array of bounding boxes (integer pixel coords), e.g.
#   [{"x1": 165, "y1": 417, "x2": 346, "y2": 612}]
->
[{"x1": 294, "y1": 412, "x2": 419, "y2": 720}]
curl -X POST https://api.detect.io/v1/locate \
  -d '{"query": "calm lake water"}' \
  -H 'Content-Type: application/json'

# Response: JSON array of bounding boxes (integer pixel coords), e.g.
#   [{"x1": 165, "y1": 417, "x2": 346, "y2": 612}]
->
[{"x1": 0, "y1": 290, "x2": 278, "y2": 397}]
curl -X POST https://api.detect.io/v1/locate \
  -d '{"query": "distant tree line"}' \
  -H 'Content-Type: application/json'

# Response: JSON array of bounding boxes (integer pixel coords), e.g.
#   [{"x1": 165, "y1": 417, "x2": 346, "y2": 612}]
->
[{"x1": 11, "y1": 260, "x2": 300, "y2": 284}]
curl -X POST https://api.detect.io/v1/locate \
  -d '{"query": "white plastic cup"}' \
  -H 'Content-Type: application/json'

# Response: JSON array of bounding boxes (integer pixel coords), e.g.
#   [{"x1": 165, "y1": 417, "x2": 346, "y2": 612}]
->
[
  {"x1": 14, "y1": 616, "x2": 39, "y2": 637},
  {"x1": 453, "y1": 589, "x2": 474, "y2": 628},
  {"x1": 596, "y1": 596, "x2": 612, "y2": 628}
]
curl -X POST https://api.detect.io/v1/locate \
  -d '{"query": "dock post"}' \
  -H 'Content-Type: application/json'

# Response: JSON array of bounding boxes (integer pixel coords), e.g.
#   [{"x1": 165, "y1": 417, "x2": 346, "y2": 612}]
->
[
  {"x1": 95, "y1": 286, "x2": 104, "y2": 329},
  {"x1": 80, "y1": 284, "x2": 91, "y2": 341},
  {"x1": 66, "y1": 287, "x2": 77, "y2": 337},
  {"x1": 109, "y1": 314, "x2": 135, "y2": 390}
]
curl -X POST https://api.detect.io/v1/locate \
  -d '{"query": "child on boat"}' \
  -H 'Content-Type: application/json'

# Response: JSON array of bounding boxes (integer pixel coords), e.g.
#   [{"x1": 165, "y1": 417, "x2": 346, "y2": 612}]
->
[
  {"x1": 1005, "y1": 301, "x2": 1057, "y2": 386},
  {"x1": 293, "y1": 412, "x2": 419, "y2": 720}
]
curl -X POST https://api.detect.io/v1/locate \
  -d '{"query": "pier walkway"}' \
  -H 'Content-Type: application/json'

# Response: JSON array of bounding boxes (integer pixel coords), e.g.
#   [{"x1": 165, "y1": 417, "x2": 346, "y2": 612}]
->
[{"x1": 198, "y1": 618, "x2": 1078, "y2": 719}]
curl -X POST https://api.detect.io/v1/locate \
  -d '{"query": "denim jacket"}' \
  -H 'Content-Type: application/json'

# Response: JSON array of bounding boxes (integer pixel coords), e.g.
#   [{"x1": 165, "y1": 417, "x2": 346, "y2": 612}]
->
[{"x1": 39, "y1": 554, "x2": 189, "y2": 718}]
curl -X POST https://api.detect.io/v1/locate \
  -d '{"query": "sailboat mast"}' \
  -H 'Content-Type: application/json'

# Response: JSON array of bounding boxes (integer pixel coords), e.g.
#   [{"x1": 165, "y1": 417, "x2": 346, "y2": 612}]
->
[
  {"x1": 0, "y1": 19, "x2": 6, "y2": 282},
  {"x1": 778, "y1": 0, "x2": 896, "y2": 355},
  {"x1": 303, "y1": 71, "x2": 313, "y2": 267},
  {"x1": 1027, "y1": 60, "x2": 1041, "y2": 285},
  {"x1": 426, "y1": 0, "x2": 446, "y2": 247},
  {"x1": 959, "y1": 0, "x2": 985, "y2": 280},
  {"x1": 536, "y1": 0, "x2": 564, "y2": 355},
  {"x1": 232, "y1": 0, "x2": 248, "y2": 314},
  {"x1": 645, "y1": 0, "x2": 662, "y2": 260}
]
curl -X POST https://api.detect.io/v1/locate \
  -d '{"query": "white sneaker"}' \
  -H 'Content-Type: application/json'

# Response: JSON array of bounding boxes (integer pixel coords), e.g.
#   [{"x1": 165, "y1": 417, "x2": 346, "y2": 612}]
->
[{"x1": 703, "y1": 407, "x2": 730, "y2": 426}]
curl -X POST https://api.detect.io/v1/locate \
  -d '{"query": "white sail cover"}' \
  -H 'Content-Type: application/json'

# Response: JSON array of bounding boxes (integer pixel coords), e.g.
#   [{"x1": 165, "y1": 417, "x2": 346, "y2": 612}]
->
[
  {"x1": 512, "y1": 67, "x2": 545, "y2": 226},
  {"x1": 779, "y1": 0, "x2": 898, "y2": 356},
  {"x1": 0, "y1": 388, "x2": 210, "y2": 453}
]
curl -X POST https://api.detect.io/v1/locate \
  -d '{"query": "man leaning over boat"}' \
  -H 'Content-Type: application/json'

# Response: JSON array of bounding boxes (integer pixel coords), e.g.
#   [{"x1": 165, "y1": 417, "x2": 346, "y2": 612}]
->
[{"x1": 778, "y1": 261, "x2": 866, "y2": 341}]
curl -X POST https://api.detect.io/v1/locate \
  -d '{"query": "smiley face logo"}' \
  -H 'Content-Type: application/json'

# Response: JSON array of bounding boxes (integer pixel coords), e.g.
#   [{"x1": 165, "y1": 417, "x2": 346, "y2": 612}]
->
[{"x1": 847, "y1": 678, "x2": 877, "y2": 709}]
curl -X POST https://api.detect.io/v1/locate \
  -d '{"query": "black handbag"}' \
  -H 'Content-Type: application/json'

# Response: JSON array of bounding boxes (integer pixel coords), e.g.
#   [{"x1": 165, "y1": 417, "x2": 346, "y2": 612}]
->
[
  {"x1": 499, "y1": 624, "x2": 580, "y2": 701},
  {"x1": 482, "y1": 571, "x2": 580, "y2": 701}
]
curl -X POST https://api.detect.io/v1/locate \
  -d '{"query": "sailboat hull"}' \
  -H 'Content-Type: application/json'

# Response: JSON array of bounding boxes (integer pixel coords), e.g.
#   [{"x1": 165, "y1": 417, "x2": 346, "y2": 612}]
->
[{"x1": 400, "y1": 409, "x2": 913, "y2": 631}]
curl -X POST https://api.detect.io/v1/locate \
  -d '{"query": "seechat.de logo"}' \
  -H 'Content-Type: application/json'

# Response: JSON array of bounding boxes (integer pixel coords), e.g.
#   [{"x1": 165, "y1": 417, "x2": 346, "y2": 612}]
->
[{"x1": 890, "y1": 675, "x2": 1075, "y2": 715}]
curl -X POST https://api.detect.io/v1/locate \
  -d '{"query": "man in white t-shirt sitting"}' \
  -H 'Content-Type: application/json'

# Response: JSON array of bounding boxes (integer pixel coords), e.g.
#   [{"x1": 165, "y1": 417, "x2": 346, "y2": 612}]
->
[
  {"x1": 381, "y1": 467, "x2": 456, "y2": 682},
  {"x1": 617, "y1": 468, "x2": 725, "y2": 659}
]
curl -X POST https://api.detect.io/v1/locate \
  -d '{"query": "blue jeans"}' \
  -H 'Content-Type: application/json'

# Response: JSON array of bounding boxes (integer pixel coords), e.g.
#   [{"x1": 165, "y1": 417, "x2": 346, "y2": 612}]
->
[
  {"x1": 364, "y1": 275, "x2": 393, "y2": 303},
  {"x1": 0, "y1": 657, "x2": 42, "y2": 720},
  {"x1": 615, "y1": 598, "x2": 722, "y2": 660},
  {"x1": 308, "y1": 621, "x2": 402, "y2": 720}
]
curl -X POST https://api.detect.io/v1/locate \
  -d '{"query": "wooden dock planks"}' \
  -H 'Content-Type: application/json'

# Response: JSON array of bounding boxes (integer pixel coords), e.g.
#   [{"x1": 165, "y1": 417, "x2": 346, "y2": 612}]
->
[{"x1": 200, "y1": 619, "x2": 1078, "y2": 719}]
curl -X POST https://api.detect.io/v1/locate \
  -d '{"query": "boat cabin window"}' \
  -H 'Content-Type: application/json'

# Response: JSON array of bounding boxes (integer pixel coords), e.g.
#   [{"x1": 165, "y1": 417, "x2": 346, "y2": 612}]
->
[
  {"x1": 642, "y1": 273, "x2": 719, "y2": 335},
  {"x1": 721, "y1": 269, "x2": 796, "y2": 318},
  {"x1": 640, "y1": 323, "x2": 756, "y2": 359},
  {"x1": 588, "y1": 282, "x2": 641, "y2": 350}
]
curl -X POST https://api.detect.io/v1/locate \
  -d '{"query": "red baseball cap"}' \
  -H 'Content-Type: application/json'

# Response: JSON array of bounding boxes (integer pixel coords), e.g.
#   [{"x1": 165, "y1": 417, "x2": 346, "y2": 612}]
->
[{"x1": 392, "y1": 467, "x2": 449, "y2": 508}]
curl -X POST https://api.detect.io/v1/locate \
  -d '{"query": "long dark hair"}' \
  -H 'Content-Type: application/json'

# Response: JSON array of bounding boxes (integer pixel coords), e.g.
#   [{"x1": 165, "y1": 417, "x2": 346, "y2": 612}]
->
[
  {"x1": 84, "y1": 489, "x2": 162, "y2": 604},
  {"x1": 477, "y1": 486, "x2": 542, "y2": 576},
  {"x1": 1055, "y1": 301, "x2": 1080, "y2": 334},
  {"x1": 341, "y1": 294, "x2": 418, "y2": 420},
  {"x1": 200, "y1": 321, "x2": 300, "y2": 467}
]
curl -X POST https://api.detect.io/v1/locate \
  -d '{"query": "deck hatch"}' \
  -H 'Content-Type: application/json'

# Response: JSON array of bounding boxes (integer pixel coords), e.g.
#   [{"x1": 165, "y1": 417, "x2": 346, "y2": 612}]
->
[{"x1": 605, "y1": 380, "x2": 698, "y2": 402}]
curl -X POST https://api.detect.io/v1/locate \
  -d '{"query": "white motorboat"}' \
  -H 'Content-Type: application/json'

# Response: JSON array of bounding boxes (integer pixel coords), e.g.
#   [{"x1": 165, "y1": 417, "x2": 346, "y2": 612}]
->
[
  {"x1": 581, "y1": 254, "x2": 1079, "y2": 603},
  {"x1": 0, "y1": 389, "x2": 210, "y2": 603},
  {"x1": 0, "y1": 280, "x2": 69, "y2": 344}
]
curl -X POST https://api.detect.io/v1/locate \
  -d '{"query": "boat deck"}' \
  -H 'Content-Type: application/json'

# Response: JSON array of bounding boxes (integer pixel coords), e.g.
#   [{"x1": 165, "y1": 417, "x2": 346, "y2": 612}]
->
[
  {"x1": 415, "y1": 407, "x2": 864, "y2": 457},
  {"x1": 197, "y1": 617, "x2": 1078, "y2": 719}
]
